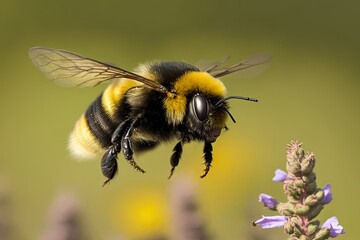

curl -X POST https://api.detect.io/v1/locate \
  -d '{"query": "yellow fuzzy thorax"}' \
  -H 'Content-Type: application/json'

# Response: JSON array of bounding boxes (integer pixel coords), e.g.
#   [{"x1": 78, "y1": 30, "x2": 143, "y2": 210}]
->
[{"x1": 164, "y1": 71, "x2": 227, "y2": 125}]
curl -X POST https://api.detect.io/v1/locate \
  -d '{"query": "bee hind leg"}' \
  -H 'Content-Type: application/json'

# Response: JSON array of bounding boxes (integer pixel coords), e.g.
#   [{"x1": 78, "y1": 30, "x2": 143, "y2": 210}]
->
[
  {"x1": 122, "y1": 117, "x2": 146, "y2": 173},
  {"x1": 101, "y1": 119, "x2": 132, "y2": 186},
  {"x1": 200, "y1": 142, "x2": 213, "y2": 178},
  {"x1": 101, "y1": 147, "x2": 119, "y2": 186}
]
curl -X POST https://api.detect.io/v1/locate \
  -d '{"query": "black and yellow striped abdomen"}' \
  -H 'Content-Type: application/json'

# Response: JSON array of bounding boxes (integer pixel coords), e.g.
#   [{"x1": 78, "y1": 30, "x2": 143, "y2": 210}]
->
[{"x1": 68, "y1": 79, "x2": 138, "y2": 159}]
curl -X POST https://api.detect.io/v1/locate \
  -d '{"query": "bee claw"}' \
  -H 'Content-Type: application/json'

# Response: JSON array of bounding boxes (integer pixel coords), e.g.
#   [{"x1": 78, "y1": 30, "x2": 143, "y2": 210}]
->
[
  {"x1": 200, "y1": 165, "x2": 211, "y2": 178},
  {"x1": 128, "y1": 159, "x2": 146, "y2": 173},
  {"x1": 168, "y1": 167, "x2": 175, "y2": 179},
  {"x1": 102, "y1": 178, "x2": 111, "y2": 187}
]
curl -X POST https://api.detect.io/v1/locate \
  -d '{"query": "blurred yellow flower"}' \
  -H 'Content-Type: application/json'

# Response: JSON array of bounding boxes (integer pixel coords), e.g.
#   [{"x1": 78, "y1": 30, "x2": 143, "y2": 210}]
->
[{"x1": 110, "y1": 188, "x2": 168, "y2": 238}]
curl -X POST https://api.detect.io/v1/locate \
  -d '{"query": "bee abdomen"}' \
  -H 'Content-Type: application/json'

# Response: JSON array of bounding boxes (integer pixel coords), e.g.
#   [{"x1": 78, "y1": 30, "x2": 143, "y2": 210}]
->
[
  {"x1": 68, "y1": 80, "x2": 138, "y2": 160},
  {"x1": 68, "y1": 94, "x2": 118, "y2": 159},
  {"x1": 68, "y1": 113, "x2": 105, "y2": 159},
  {"x1": 85, "y1": 93, "x2": 117, "y2": 147}
]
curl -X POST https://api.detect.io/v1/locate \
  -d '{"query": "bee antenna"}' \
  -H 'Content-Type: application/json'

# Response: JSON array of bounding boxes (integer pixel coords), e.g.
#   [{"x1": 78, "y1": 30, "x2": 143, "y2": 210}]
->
[
  {"x1": 223, "y1": 107, "x2": 237, "y2": 123},
  {"x1": 216, "y1": 96, "x2": 258, "y2": 107},
  {"x1": 216, "y1": 96, "x2": 258, "y2": 123}
]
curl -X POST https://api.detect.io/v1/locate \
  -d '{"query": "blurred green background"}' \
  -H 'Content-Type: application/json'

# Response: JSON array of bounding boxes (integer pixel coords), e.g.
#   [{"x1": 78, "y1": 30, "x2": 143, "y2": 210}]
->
[{"x1": 0, "y1": 0, "x2": 359, "y2": 239}]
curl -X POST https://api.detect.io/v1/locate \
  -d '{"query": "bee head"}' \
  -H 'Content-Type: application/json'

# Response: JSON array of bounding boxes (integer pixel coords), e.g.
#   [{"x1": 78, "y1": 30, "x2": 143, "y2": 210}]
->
[
  {"x1": 186, "y1": 93, "x2": 227, "y2": 143},
  {"x1": 186, "y1": 93, "x2": 258, "y2": 143}
]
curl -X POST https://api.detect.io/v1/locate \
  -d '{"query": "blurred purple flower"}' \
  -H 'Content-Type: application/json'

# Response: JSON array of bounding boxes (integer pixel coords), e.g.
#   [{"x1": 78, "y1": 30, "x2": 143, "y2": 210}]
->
[
  {"x1": 272, "y1": 169, "x2": 290, "y2": 182},
  {"x1": 259, "y1": 194, "x2": 278, "y2": 209},
  {"x1": 322, "y1": 184, "x2": 333, "y2": 204},
  {"x1": 321, "y1": 216, "x2": 345, "y2": 238},
  {"x1": 254, "y1": 215, "x2": 288, "y2": 229}
]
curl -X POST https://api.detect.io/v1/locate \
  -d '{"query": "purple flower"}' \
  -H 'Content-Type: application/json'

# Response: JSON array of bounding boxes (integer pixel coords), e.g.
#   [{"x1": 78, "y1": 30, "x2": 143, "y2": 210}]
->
[
  {"x1": 259, "y1": 193, "x2": 278, "y2": 209},
  {"x1": 254, "y1": 215, "x2": 288, "y2": 229},
  {"x1": 322, "y1": 184, "x2": 333, "y2": 204},
  {"x1": 322, "y1": 217, "x2": 345, "y2": 238},
  {"x1": 272, "y1": 169, "x2": 290, "y2": 182}
]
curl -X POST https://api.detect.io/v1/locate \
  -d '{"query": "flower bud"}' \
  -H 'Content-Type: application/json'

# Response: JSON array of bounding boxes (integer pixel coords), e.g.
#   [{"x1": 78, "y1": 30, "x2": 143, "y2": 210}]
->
[
  {"x1": 284, "y1": 180, "x2": 302, "y2": 199},
  {"x1": 288, "y1": 217, "x2": 302, "y2": 236},
  {"x1": 302, "y1": 172, "x2": 316, "y2": 184},
  {"x1": 309, "y1": 220, "x2": 320, "y2": 227},
  {"x1": 307, "y1": 221, "x2": 320, "y2": 235},
  {"x1": 285, "y1": 188, "x2": 299, "y2": 199},
  {"x1": 300, "y1": 154, "x2": 315, "y2": 175},
  {"x1": 314, "y1": 228, "x2": 330, "y2": 240},
  {"x1": 277, "y1": 203, "x2": 294, "y2": 216},
  {"x1": 304, "y1": 194, "x2": 318, "y2": 207},
  {"x1": 287, "y1": 147, "x2": 305, "y2": 162},
  {"x1": 287, "y1": 194, "x2": 300, "y2": 203},
  {"x1": 308, "y1": 204, "x2": 323, "y2": 220},
  {"x1": 298, "y1": 235, "x2": 308, "y2": 240},
  {"x1": 315, "y1": 189, "x2": 324, "y2": 201},
  {"x1": 284, "y1": 221, "x2": 293, "y2": 234},
  {"x1": 294, "y1": 179, "x2": 304, "y2": 188},
  {"x1": 286, "y1": 146, "x2": 298, "y2": 158},
  {"x1": 287, "y1": 202, "x2": 296, "y2": 213},
  {"x1": 286, "y1": 161, "x2": 301, "y2": 175},
  {"x1": 290, "y1": 216, "x2": 300, "y2": 225},
  {"x1": 292, "y1": 225, "x2": 302, "y2": 236},
  {"x1": 282, "y1": 209, "x2": 294, "y2": 216},
  {"x1": 298, "y1": 148, "x2": 305, "y2": 159},
  {"x1": 305, "y1": 182, "x2": 317, "y2": 194},
  {"x1": 294, "y1": 204, "x2": 309, "y2": 215}
]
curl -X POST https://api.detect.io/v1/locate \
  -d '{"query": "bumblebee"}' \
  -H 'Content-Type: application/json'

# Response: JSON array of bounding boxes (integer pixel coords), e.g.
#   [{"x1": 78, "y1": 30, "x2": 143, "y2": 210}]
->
[{"x1": 29, "y1": 47, "x2": 267, "y2": 185}]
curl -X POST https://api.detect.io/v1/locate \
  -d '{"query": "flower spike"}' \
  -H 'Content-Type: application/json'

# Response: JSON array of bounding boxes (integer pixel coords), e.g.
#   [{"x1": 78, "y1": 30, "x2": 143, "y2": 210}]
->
[{"x1": 254, "y1": 141, "x2": 345, "y2": 239}]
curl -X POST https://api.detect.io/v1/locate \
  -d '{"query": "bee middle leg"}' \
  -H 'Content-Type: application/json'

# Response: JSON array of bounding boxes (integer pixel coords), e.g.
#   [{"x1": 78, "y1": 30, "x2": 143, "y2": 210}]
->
[
  {"x1": 122, "y1": 117, "x2": 146, "y2": 173},
  {"x1": 200, "y1": 142, "x2": 213, "y2": 178}
]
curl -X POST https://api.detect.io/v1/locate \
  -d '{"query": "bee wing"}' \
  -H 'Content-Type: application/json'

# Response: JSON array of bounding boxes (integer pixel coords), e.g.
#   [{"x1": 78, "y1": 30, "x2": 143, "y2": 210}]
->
[
  {"x1": 196, "y1": 55, "x2": 230, "y2": 73},
  {"x1": 197, "y1": 54, "x2": 271, "y2": 78},
  {"x1": 29, "y1": 47, "x2": 168, "y2": 93}
]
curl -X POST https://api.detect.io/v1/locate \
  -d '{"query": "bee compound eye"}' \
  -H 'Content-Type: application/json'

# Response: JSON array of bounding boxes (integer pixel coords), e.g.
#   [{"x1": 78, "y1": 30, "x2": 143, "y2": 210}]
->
[{"x1": 192, "y1": 94, "x2": 209, "y2": 122}]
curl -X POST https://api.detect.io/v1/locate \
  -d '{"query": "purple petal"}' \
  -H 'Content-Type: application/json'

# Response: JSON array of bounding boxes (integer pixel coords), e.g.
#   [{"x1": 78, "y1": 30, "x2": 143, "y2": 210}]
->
[
  {"x1": 259, "y1": 193, "x2": 278, "y2": 209},
  {"x1": 272, "y1": 169, "x2": 289, "y2": 182},
  {"x1": 322, "y1": 217, "x2": 345, "y2": 238},
  {"x1": 254, "y1": 215, "x2": 288, "y2": 229},
  {"x1": 322, "y1": 184, "x2": 333, "y2": 204}
]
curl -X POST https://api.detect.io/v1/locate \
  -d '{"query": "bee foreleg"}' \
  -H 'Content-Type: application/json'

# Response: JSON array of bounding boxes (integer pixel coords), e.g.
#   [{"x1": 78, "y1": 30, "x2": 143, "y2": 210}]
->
[
  {"x1": 101, "y1": 119, "x2": 132, "y2": 186},
  {"x1": 168, "y1": 137, "x2": 191, "y2": 179},
  {"x1": 200, "y1": 142, "x2": 213, "y2": 178},
  {"x1": 122, "y1": 117, "x2": 146, "y2": 173}
]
